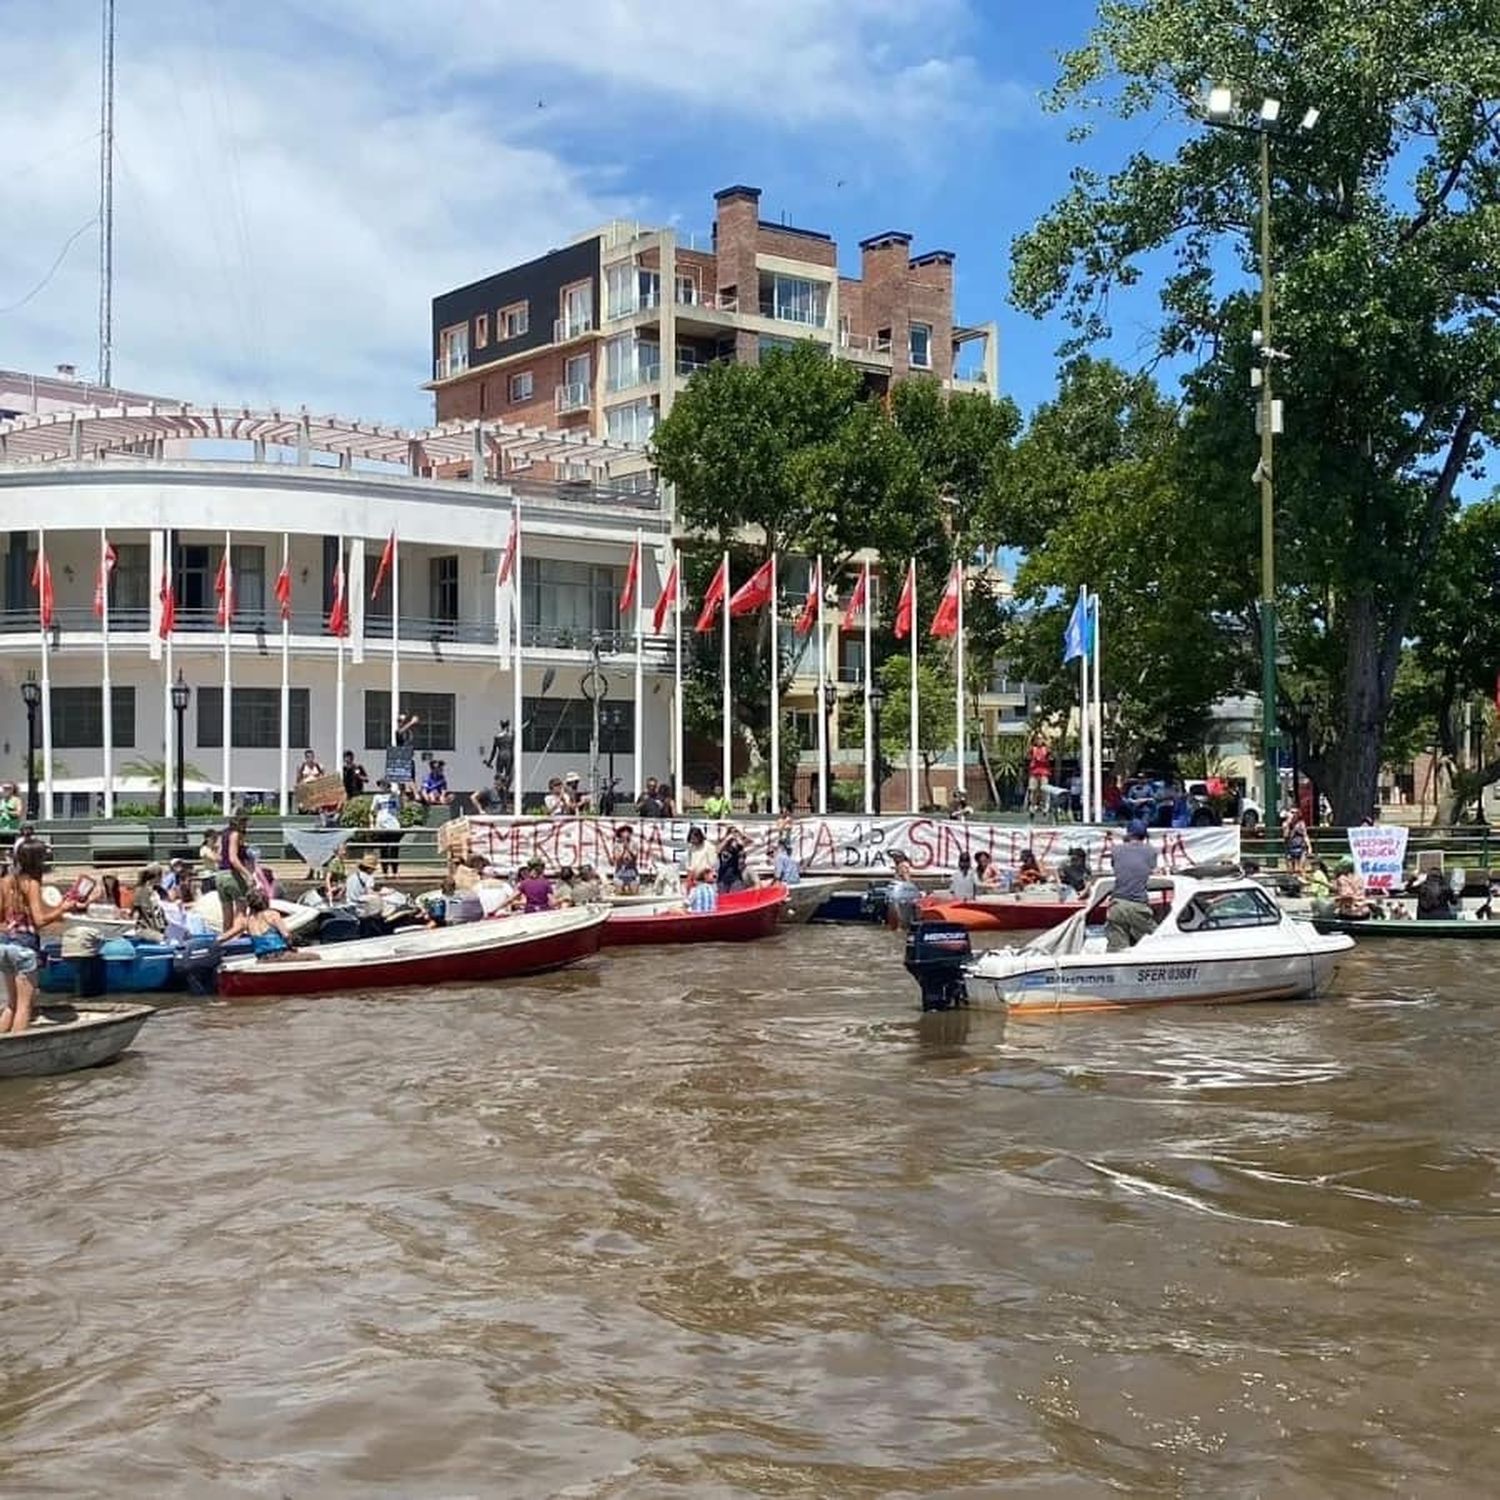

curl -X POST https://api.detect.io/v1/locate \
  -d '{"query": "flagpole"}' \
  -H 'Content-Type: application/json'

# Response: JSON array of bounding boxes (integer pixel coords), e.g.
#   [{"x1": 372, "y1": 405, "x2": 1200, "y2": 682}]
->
[
  {"x1": 955, "y1": 561, "x2": 966, "y2": 805},
  {"x1": 633, "y1": 530, "x2": 644, "y2": 800},
  {"x1": 511, "y1": 502, "x2": 523, "y2": 816},
  {"x1": 1092, "y1": 590, "x2": 1104, "y2": 818},
  {"x1": 907, "y1": 558, "x2": 918, "y2": 814},
  {"x1": 162, "y1": 539, "x2": 173, "y2": 823},
  {"x1": 769, "y1": 551, "x2": 780, "y2": 815},
  {"x1": 672, "y1": 551, "x2": 683, "y2": 805},
  {"x1": 334, "y1": 537, "x2": 346, "y2": 775},
  {"x1": 279, "y1": 532, "x2": 290, "y2": 817},
  {"x1": 1078, "y1": 585, "x2": 1091, "y2": 823},
  {"x1": 38, "y1": 531, "x2": 53, "y2": 818},
  {"x1": 862, "y1": 560, "x2": 873, "y2": 816},
  {"x1": 100, "y1": 529, "x2": 114, "y2": 818},
  {"x1": 720, "y1": 549, "x2": 731, "y2": 801},
  {"x1": 221, "y1": 530, "x2": 232, "y2": 818},
  {"x1": 815, "y1": 557, "x2": 827, "y2": 816},
  {"x1": 390, "y1": 532, "x2": 401, "y2": 747}
]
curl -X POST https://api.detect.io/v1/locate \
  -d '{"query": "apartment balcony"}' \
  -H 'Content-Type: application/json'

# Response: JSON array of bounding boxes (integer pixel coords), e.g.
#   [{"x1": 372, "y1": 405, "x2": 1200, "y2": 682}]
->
[
  {"x1": 606, "y1": 289, "x2": 660, "y2": 321},
  {"x1": 605, "y1": 361, "x2": 661, "y2": 394},
  {"x1": 554, "y1": 381, "x2": 591, "y2": 414},
  {"x1": 553, "y1": 314, "x2": 596, "y2": 343},
  {"x1": 433, "y1": 353, "x2": 469, "y2": 380},
  {"x1": 758, "y1": 300, "x2": 828, "y2": 328},
  {"x1": 839, "y1": 332, "x2": 893, "y2": 367}
]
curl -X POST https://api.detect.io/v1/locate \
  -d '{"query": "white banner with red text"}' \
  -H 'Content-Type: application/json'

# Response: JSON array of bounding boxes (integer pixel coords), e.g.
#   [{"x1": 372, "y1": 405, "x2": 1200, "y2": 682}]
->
[{"x1": 441, "y1": 816, "x2": 1240, "y2": 877}]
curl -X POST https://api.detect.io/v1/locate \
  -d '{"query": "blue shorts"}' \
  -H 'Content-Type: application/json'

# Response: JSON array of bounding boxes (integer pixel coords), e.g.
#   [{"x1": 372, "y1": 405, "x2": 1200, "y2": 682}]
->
[{"x1": 0, "y1": 941, "x2": 39, "y2": 977}]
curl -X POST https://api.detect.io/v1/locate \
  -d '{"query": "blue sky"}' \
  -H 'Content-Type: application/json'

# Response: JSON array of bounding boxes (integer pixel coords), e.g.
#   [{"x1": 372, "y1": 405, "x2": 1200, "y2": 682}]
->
[{"x1": 0, "y1": 0, "x2": 1176, "y2": 426}]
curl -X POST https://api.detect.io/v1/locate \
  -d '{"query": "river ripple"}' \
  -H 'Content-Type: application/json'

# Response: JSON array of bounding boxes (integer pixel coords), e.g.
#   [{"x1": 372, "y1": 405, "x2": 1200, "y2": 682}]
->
[{"x1": 4, "y1": 929, "x2": 1499, "y2": 1497}]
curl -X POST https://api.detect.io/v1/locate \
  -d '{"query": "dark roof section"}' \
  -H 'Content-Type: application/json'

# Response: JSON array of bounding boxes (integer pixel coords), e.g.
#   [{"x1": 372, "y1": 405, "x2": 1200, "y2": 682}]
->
[
  {"x1": 859, "y1": 230, "x2": 913, "y2": 251},
  {"x1": 714, "y1": 184, "x2": 762, "y2": 202},
  {"x1": 757, "y1": 219, "x2": 833, "y2": 243},
  {"x1": 909, "y1": 249, "x2": 955, "y2": 267}
]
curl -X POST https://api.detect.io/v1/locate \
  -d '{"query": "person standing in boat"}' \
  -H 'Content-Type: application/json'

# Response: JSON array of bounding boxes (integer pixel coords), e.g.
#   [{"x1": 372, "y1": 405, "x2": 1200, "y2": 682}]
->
[
  {"x1": 715, "y1": 827, "x2": 748, "y2": 894},
  {"x1": 1105, "y1": 820, "x2": 1157, "y2": 950},
  {"x1": 1058, "y1": 847, "x2": 1091, "y2": 897},
  {"x1": 683, "y1": 826, "x2": 716, "y2": 885},
  {"x1": 772, "y1": 834, "x2": 801, "y2": 887},
  {"x1": 948, "y1": 851, "x2": 978, "y2": 900},
  {"x1": 216, "y1": 809, "x2": 255, "y2": 923},
  {"x1": 1332, "y1": 858, "x2": 1373, "y2": 919},
  {"x1": 610, "y1": 826, "x2": 641, "y2": 895}
]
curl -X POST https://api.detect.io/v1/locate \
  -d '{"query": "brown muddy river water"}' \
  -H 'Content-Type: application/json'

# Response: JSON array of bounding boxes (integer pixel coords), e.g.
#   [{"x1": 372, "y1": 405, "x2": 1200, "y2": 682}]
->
[{"x1": 4, "y1": 928, "x2": 1498, "y2": 1497}]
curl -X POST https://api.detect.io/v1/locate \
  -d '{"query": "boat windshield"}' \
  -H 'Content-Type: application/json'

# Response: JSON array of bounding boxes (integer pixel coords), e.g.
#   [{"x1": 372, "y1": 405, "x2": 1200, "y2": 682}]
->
[{"x1": 1175, "y1": 887, "x2": 1282, "y2": 931}]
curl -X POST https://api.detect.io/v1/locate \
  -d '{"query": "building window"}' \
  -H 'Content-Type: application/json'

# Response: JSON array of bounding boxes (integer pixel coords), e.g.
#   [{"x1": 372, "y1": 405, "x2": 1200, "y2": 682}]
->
[
  {"x1": 909, "y1": 322, "x2": 932, "y2": 368},
  {"x1": 499, "y1": 301, "x2": 529, "y2": 340},
  {"x1": 109, "y1": 543, "x2": 150, "y2": 616},
  {"x1": 757, "y1": 335, "x2": 796, "y2": 361},
  {"x1": 761, "y1": 273, "x2": 826, "y2": 326},
  {"x1": 558, "y1": 281, "x2": 593, "y2": 340},
  {"x1": 521, "y1": 697, "x2": 634, "y2": 755},
  {"x1": 174, "y1": 543, "x2": 213, "y2": 613},
  {"x1": 363, "y1": 691, "x2": 455, "y2": 752},
  {"x1": 365, "y1": 549, "x2": 393, "y2": 627},
  {"x1": 509, "y1": 371, "x2": 534, "y2": 402},
  {"x1": 474, "y1": 313, "x2": 490, "y2": 349},
  {"x1": 675, "y1": 272, "x2": 698, "y2": 306},
  {"x1": 51, "y1": 686, "x2": 134, "y2": 749},
  {"x1": 521, "y1": 556, "x2": 622, "y2": 641},
  {"x1": 438, "y1": 323, "x2": 468, "y2": 378},
  {"x1": 604, "y1": 398, "x2": 657, "y2": 444},
  {"x1": 429, "y1": 555, "x2": 458, "y2": 622},
  {"x1": 231, "y1": 544, "x2": 265, "y2": 620},
  {"x1": 787, "y1": 710, "x2": 818, "y2": 748},
  {"x1": 197, "y1": 687, "x2": 309, "y2": 750},
  {"x1": 605, "y1": 335, "x2": 660, "y2": 392}
]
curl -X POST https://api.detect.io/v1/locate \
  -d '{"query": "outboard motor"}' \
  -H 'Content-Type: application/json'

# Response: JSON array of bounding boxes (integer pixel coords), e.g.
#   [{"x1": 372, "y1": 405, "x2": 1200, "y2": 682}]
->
[
  {"x1": 903, "y1": 920, "x2": 973, "y2": 1012},
  {"x1": 860, "y1": 882, "x2": 892, "y2": 925}
]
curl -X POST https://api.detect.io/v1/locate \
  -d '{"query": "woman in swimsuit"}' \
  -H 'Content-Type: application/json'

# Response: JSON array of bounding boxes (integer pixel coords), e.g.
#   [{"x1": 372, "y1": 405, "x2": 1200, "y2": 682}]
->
[{"x1": 217, "y1": 888, "x2": 298, "y2": 959}]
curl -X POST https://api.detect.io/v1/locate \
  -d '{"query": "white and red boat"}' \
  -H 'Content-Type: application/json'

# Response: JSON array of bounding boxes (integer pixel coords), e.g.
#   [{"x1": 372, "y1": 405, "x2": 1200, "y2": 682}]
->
[
  {"x1": 602, "y1": 883, "x2": 788, "y2": 946},
  {"x1": 217, "y1": 904, "x2": 610, "y2": 999}
]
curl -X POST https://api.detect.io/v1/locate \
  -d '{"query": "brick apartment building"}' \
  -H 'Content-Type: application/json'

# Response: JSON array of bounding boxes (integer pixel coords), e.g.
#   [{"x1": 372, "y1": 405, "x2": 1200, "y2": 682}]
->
[{"x1": 425, "y1": 184, "x2": 1000, "y2": 461}]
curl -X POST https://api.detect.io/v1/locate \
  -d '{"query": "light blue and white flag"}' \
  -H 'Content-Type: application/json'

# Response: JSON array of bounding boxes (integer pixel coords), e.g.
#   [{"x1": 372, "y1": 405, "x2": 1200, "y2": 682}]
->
[{"x1": 1062, "y1": 589, "x2": 1092, "y2": 662}]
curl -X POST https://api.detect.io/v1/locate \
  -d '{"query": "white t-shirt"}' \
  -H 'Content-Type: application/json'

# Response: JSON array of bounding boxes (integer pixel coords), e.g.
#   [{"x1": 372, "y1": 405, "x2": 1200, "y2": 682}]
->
[
  {"x1": 372, "y1": 793, "x2": 400, "y2": 831},
  {"x1": 476, "y1": 881, "x2": 515, "y2": 917}
]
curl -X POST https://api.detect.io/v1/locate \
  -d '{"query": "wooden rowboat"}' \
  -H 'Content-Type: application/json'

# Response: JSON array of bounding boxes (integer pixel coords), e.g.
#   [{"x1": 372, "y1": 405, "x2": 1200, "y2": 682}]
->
[
  {"x1": 218, "y1": 903, "x2": 611, "y2": 999},
  {"x1": 601, "y1": 883, "x2": 788, "y2": 946},
  {"x1": 0, "y1": 1001, "x2": 154, "y2": 1078}
]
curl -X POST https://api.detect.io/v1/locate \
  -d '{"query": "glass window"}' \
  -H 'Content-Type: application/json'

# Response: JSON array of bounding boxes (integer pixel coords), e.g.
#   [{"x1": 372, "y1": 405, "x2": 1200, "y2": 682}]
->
[
  {"x1": 763, "y1": 274, "x2": 825, "y2": 326},
  {"x1": 175, "y1": 543, "x2": 212, "y2": 614},
  {"x1": 565, "y1": 352, "x2": 591, "y2": 388},
  {"x1": 909, "y1": 322, "x2": 932, "y2": 368},
  {"x1": 438, "y1": 323, "x2": 468, "y2": 378},
  {"x1": 231, "y1": 544, "x2": 265, "y2": 620},
  {"x1": 109, "y1": 543, "x2": 150, "y2": 616},
  {"x1": 197, "y1": 688, "x2": 309, "y2": 749},
  {"x1": 521, "y1": 556, "x2": 622, "y2": 641},
  {"x1": 675, "y1": 273, "x2": 697, "y2": 305},
  {"x1": 509, "y1": 371, "x2": 534, "y2": 402},
  {"x1": 1176, "y1": 888, "x2": 1283, "y2": 931},
  {"x1": 604, "y1": 399, "x2": 657, "y2": 443},
  {"x1": 51, "y1": 686, "x2": 134, "y2": 748},
  {"x1": 561, "y1": 282, "x2": 593, "y2": 337},
  {"x1": 429, "y1": 555, "x2": 458, "y2": 622},
  {"x1": 474, "y1": 313, "x2": 489, "y2": 349},
  {"x1": 521, "y1": 697, "x2": 634, "y2": 755},
  {"x1": 363, "y1": 691, "x2": 455, "y2": 752}
]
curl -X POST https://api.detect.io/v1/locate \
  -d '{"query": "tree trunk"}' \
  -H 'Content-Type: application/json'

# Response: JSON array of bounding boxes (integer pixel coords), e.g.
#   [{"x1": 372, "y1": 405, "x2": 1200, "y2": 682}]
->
[{"x1": 1324, "y1": 594, "x2": 1388, "y2": 824}]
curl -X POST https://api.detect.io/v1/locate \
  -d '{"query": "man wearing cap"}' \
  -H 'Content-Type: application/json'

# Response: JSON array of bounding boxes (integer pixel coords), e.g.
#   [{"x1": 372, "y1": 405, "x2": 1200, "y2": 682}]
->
[
  {"x1": 1106, "y1": 820, "x2": 1157, "y2": 950},
  {"x1": 563, "y1": 771, "x2": 588, "y2": 813},
  {"x1": 346, "y1": 850, "x2": 384, "y2": 908}
]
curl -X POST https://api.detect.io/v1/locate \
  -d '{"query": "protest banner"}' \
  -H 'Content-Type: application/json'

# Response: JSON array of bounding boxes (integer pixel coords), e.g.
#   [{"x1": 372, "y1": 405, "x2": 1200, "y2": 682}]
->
[
  {"x1": 440, "y1": 815, "x2": 1239, "y2": 877},
  {"x1": 1347, "y1": 824, "x2": 1409, "y2": 893},
  {"x1": 293, "y1": 772, "x2": 344, "y2": 813}
]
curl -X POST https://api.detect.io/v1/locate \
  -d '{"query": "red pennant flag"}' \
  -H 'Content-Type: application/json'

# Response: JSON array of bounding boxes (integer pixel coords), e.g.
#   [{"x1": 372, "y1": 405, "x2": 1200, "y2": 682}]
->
[
  {"x1": 158, "y1": 569, "x2": 176, "y2": 639},
  {"x1": 728, "y1": 556, "x2": 774, "y2": 617},
  {"x1": 694, "y1": 557, "x2": 728, "y2": 633},
  {"x1": 794, "y1": 558, "x2": 822, "y2": 638},
  {"x1": 32, "y1": 551, "x2": 54, "y2": 631},
  {"x1": 93, "y1": 539, "x2": 118, "y2": 618},
  {"x1": 327, "y1": 557, "x2": 350, "y2": 637},
  {"x1": 893, "y1": 559, "x2": 915, "y2": 640},
  {"x1": 496, "y1": 508, "x2": 519, "y2": 587},
  {"x1": 840, "y1": 563, "x2": 868, "y2": 633},
  {"x1": 274, "y1": 563, "x2": 292, "y2": 622},
  {"x1": 619, "y1": 537, "x2": 640, "y2": 616},
  {"x1": 930, "y1": 562, "x2": 962, "y2": 639},
  {"x1": 651, "y1": 559, "x2": 679, "y2": 635},
  {"x1": 370, "y1": 530, "x2": 395, "y2": 600},
  {"x1": 214, "y1": 553, "x2": 235, "y2": 628}
]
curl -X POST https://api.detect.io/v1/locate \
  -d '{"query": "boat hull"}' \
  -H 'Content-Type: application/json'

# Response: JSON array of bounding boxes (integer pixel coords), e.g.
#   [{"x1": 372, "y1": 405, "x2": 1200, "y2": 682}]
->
[
  {"x1": 39, "y1": 938, "x2": 178, "y2": 995},
  {"x1": 218, "y1": 906, "x2": 609, "y2": 999},
  {"x1": 969, "y1": 945, "x2": 1350, "y2": 1014},
  {"x1": 1310, "y1": 915, "x2": 1500, "y2": 940},
  {"x1": 602, "y1": 884, "x2": 787, "y2": 946},
  {"x1": 0, "y1": 1002, "x2": 154, "y2": 1077}
]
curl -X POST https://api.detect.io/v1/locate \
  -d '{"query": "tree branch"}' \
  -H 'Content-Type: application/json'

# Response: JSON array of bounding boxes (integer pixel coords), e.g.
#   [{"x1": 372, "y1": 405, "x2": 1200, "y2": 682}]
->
[{"x1": 1400, "y1": 98, "x2": 1489, "y2": 244}]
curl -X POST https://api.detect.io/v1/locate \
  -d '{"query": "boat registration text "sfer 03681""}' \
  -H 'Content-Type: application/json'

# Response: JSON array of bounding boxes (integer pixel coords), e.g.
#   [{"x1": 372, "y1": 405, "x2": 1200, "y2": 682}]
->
[{"x1": 1135, "y1": 965, "x2": 1199, "y2": 984}]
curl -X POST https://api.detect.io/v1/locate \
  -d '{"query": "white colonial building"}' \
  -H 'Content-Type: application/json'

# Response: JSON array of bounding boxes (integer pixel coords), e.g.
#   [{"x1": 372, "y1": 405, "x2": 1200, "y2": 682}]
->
[{"x1": 0, "y1": 376, "x2": 675, "y2": 818}]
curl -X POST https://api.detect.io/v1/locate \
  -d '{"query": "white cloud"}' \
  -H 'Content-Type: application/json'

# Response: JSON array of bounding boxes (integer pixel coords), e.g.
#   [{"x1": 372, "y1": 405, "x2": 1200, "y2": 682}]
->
[{"x1": 0, "y1": 0, "x2": 1024, "y2": 423}]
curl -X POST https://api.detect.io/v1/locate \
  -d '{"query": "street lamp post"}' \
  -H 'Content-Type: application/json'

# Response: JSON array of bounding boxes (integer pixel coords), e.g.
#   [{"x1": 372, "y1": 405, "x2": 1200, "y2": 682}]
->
[
  {"x1": 1205, "y1": 86, "x2": 1319, "y2": 831},
  {"x1": 580, "y1": 635, "x2": 608, "y2": 811},
  {"x1": 821, "y1": 681, "x2": 837, "y2": 814},
  {"x1": 20, "y1": 675, "x2": 41, "y2": 821},
  {"x1": 171, "y1": 671, "x2": 191, "y2": 827},
  {"x1": 868, "y1": 678, "x2": 888, "y2": 814}
]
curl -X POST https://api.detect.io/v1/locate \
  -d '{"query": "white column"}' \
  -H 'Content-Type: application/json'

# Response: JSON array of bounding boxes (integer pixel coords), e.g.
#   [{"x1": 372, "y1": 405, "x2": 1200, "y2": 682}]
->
[
  {"x1": 632, "y1": 530, "x2": 644, "y2": 798},
  {"x1": 511, "y1": 504, "x2": 524, "y2": 815},
  {"x1": 769, "y1": 551, "x2": 780, "y2": 814},
  {"x1": 907, "y1": 559, "x2": 918, "y2": 814},
  {"x1": 390, "y1": 533, "x2": 401, "y2": 746},
  {"x1": 815, "y1": 557, "x2": 827, "y2": 816},
  {"x1": 279, "y1": 532, "x2": 290, "y2": 817},
  {"x1": 1079, "y1": 585, "x2": 1092, "y2": 824},
  {"x1": 39, "y1": 531, "x2": 54, "y2": 819},
  {"x1": 955, "y1": 563, "x2": 966, "y2": 804},
  {"x1": 862, "y1": 561, "x2": 873, "y2": 816},
  {"x1": 334, "y1": 536, "x2": 346, "y2": 770},
  {"x1": 153, "y1": 529, "x2": 170, "y2": 818},
  {"x1": 720, "y1": 551, "x2": 731, "y2": 800},
  {"x1": 1092, "y1": 591, "x2": 1104, "y2": 817},
  {"x1": 220, "y1": 530, "x2": 232, "y2": 817},
  {"x1": 99, "y1": 529, "x2": 114, "y2": 817},
  {"x1": 671, "y1": 554, "x2": 683, "y2": 803}
]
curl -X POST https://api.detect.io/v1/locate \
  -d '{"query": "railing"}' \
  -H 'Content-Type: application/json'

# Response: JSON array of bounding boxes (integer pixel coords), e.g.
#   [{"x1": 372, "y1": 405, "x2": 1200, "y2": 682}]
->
[
  {"x1": 606, "y1": 289, "x2": 660, "y2": 321},
  {"x1": 433, "y1": 354, "x2": 468, "y2": 379},
  {"x1": 954, "y1": 367, "x2": 989, "y2": 384},
  {"x1": 759, "y1": 300, "x2": 826, "y2": 327},
  {"x1": 605, "y1": 360, "x2": 661, "y2": 393},
  {"x1": 553, "y1": 314, "x2": 595, "y2": 342},
  {"x1": 841, "y1": 332, "x2": 892, "y2": 355},
  {"x1": 554, "y1": 382, "x2": 590, "y2": 414},
  {"x1": 675, "y1": 353, "x2": 722, "y2": 378},
  {"x1": 677, "y1": 289, "x2": 737, "y2": 313}
]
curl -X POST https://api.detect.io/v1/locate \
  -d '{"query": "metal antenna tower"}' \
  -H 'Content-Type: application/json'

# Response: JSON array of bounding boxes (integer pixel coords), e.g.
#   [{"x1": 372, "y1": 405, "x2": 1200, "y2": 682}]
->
[{"x1": 97, "y1": 0, "x2": 116, "y2": 387}]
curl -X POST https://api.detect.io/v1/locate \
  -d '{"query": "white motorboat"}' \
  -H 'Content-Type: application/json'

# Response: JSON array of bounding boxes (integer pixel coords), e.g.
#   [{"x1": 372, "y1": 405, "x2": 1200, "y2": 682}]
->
[{"x1": 904, "y1": 872, "x2": 1354, "y2": 1014}]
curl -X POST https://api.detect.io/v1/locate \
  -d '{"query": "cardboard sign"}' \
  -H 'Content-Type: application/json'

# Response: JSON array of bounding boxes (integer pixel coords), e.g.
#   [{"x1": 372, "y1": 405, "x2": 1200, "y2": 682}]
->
[
  {"x1": 294, "y1": 772, "x2": 345, "y2": 813},
  {"x1": 383, "y1": 747, "x2": 416, "y2": 785},
  {"x1": 441, "y1": 815, "x2": 1240, "y2": 876},
  {"x1": 1348, "y1": 824, "x2": 1408, "y2": 893}
]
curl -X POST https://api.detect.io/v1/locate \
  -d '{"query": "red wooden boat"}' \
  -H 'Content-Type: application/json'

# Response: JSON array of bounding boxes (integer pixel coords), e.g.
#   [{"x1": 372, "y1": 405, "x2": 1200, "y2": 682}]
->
[
  {"x1": 217, "y1": 904, "x2": 610, "y2": 999},
  {"x1": 919, "y1": 891, "x2": 1170, "y2": 932},
  {"x1": 602, "y1": 883, "x2": 788, "y2": 946}
]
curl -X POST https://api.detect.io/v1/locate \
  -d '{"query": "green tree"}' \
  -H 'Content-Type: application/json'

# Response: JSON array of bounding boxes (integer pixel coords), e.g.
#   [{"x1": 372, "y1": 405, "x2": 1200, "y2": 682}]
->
[
  {"x1": 1011, "y1": 0, "x2": 1500, "y2": 821},
  {"x1": 122, "y1": 756, "x2": 209, "y2": 817}
]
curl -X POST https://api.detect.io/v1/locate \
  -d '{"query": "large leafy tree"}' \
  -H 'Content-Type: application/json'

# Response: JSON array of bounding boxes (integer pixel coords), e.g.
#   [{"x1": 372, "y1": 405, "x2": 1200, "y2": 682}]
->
[{"x1": 1011, "y1": 0, "x2": 1500, "y2": 821}]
